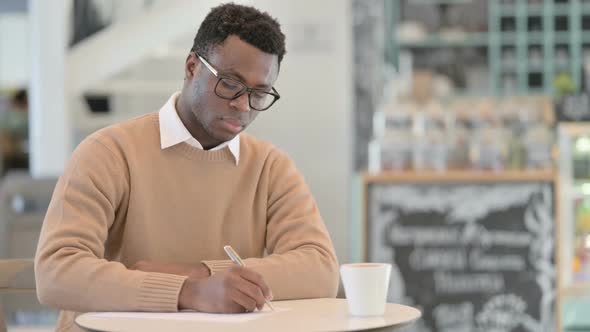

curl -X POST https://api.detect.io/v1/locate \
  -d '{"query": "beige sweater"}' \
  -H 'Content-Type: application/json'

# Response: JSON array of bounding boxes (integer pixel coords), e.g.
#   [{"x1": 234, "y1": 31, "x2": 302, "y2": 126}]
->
[{"x1": 34, "y1": 113, "x2": 339, "y2": 332}]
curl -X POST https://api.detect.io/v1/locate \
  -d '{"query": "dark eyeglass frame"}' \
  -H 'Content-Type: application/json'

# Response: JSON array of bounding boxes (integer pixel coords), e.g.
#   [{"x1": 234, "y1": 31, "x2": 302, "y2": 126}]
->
[{"x1": 194, "y1": 52, "x2": 280, "y2": 111}]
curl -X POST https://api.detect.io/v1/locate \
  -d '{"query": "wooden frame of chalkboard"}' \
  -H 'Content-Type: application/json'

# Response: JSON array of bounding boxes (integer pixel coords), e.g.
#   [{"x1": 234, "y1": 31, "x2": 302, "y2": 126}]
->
[{"x1": 362, "y1": 170, "x2": 559, "y2": 332}]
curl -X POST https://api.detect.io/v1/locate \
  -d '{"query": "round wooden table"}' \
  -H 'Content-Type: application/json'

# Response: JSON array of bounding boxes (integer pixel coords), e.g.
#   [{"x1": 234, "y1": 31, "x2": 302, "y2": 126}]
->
[{"x1": 76, "y1": 298, "x2": 421, "y2": 332}]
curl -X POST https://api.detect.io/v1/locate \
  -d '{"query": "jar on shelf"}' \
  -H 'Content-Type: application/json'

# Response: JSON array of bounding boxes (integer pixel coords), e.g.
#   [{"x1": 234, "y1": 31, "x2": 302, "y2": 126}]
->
[
  {"x1": 523, "y1": 125, "x2": 554, "y2": 169},
  {"x1": 368, "y1": 110, "x2": 412, "y2": 172},
  {"x1": 468, "y1": 105, "x2": 509, "y2": 171}
]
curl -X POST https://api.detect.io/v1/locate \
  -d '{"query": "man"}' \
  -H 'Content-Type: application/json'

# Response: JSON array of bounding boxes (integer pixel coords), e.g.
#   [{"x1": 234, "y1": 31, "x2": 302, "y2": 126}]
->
[{"x1": 35, "y1": 3, "x2": 339, "y2": 331}]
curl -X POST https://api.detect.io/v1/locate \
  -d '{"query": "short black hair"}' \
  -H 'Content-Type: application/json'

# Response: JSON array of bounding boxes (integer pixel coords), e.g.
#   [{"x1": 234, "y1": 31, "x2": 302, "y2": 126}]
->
[{"x1": 191, "y1": 3, "x2": 286, "y2": 65}]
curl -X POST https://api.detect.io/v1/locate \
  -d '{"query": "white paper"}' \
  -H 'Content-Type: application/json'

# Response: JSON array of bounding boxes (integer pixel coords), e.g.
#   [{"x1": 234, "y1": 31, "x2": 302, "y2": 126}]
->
[{"x1": 91, "y1": 307, "x2": 289, "y2": 323}]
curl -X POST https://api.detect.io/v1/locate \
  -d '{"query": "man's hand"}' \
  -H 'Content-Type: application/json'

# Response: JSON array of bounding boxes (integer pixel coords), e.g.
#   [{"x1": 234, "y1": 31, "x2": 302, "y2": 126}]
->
[
  {"x1": 131, "y1": 261, "x2": 210, "y2": 279},
  {"x1": 178, "y1": 265, "x2": 273, "y2": 313}
]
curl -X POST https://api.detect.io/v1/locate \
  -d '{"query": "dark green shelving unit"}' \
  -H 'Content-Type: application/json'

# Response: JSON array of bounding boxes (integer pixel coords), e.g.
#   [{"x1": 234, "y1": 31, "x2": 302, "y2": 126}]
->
[
  {"x1": 388, "y1": 0, "x2": 590, "y2": 97},
  {"x1": 489, "y1": 0, "x2": 587, "y2": 96}
]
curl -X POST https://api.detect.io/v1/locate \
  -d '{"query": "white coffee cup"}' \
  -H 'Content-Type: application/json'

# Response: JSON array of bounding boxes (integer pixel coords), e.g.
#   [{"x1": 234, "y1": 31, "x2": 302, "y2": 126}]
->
[{"x1": 340, "y1": 263, "x2": 392, "y2": 316}]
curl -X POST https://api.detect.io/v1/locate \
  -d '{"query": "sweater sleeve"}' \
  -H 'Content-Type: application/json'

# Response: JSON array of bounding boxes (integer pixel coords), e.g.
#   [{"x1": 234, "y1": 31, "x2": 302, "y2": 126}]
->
[
  {"x1": 34, "y1": 135, "x2": 187, "y2": 312},
  {"x1": 203, "y1": 150, "x2": 339, "y2": 299}
]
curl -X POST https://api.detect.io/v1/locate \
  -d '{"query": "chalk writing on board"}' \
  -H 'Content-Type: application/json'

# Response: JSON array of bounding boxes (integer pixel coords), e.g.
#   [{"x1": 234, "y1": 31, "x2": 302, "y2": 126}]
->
[
  {"x1": 434, "y1": 272, "x2": 505, "y2": 294},
  {"x1": 469, "y1": 250, "x2": 526, "y2": 271},
  {"x1": 409, "y1": 248, "x2": 466, "y2": 270},
  {"x1": 389, "y1": 224, "x2": 533, "y2": 248},
  {"x1": 369, "y1": 183, "x2": 555, "y2": 332},
  {"x1": 432, "y1": 302, "x2": 474, "y2": 331},
  {"x1": 476, "y1": 294, "x2": 538, "y2": 332}
]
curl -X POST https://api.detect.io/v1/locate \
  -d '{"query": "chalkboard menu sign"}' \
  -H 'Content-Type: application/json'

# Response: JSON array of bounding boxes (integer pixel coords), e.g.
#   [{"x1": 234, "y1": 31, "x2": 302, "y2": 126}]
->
[{"x1": 367, "y1": 181, "x2": 555, "y2": 332}]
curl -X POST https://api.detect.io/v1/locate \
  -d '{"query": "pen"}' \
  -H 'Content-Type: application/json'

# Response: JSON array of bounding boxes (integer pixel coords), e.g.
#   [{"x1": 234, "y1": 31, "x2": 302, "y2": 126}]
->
[{"x1": 223, "y1": 245, "x2": 275, "y2": 311}]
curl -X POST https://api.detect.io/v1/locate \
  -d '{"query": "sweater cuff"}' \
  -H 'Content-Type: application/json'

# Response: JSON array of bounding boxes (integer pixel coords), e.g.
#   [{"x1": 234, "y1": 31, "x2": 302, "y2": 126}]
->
[
  {"x1": 137, "y1": 272, "x2": 188, "y2": 312},
  {"x1": 201, "y1": 260, "x2": 234, "y2": 275}
]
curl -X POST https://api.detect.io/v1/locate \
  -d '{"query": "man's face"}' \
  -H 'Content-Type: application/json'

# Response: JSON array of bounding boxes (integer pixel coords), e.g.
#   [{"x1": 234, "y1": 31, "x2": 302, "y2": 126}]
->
[{"x1": 182, "y1": 35, "x2": 279, "y2": 148}]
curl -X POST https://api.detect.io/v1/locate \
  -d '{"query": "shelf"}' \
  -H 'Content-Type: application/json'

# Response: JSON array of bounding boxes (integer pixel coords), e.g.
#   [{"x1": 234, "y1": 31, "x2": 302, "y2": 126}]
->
[
  {"x1": 555, "y1": 65, "x2": 572, "y2": 74},
  {"x1": 497, "y1": 3, "x2": 566, "y2": 16},
  {"x1": 501, "y1": 63, "x2": 517, "y2": 72},
  {"x1": 363, "y1": 170, "x2": 556, "y2": 184},
  {"x1": 556, "y1": 32, "x2": 572, "y2": 44},
  {"x1": 554, "y1": 4, "x2": 572, "y2": 16},
  {"x1": 526, "y1": 87, "x2": 546, "y2": 94},
  {"x1": 450, "y1": 90, "x2": 496, "y2": 97},
  {"x1": 499, "y1": 32, "x2": 570, "y2": 44},
  {"x1": 501, "y1": 62, "x2": 546, "y2": 73},
  {"x1": 407, "y1": 0, "x2": 473, "y2": 4},
  {"x1": 500, "y1": 32, "x2": 517, "y2": 44},
  {"x1": 527, "y1": 4, "x2": 543, "y2": 16},
  {"x1": 397, "y1": 32, "x2": 488, "y2": 48},
  {"x1": 528, "y1": 63, "x2": 545, "y2": 72},
  {"x1": 497, "y1": 3, "x2": 590, "y2": 17},
  {"x1": 528, "y1": 32, "x2": 544, "y2": 44},
  {"x1": 498, "y1": 4, "x2": 526, "y2": 17}
]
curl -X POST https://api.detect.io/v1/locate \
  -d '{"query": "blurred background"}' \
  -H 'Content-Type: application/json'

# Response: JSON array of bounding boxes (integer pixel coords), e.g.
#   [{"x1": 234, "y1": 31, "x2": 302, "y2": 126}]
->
[{"x1": 1, "y1": 0, "x2": 590, "y2": 331}]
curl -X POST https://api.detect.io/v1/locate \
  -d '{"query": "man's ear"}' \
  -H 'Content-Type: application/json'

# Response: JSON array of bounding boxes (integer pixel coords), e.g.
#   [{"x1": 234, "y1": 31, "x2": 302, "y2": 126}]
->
[{"x1": 185, "y1": 52, "x2": 200, "y2": 80}]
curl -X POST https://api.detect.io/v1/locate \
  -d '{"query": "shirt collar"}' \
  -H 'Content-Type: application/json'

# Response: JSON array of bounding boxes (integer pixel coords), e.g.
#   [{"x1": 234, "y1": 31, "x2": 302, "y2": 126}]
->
[{"x1": 159, "y1": 92, "x2": 240, "y2": 165}]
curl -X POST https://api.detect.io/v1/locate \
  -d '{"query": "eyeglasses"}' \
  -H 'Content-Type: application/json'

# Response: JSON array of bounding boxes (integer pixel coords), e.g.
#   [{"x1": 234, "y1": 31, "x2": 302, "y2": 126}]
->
[{"x1": 195, "y1": 52, "x2": 280, "y2": 111}]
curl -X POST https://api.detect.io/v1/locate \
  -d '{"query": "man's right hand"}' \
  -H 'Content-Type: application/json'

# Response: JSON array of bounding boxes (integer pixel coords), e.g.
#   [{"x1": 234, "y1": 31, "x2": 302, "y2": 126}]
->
[{"x1": 178, "y1": 265, "x2": 273, "y2": 313}]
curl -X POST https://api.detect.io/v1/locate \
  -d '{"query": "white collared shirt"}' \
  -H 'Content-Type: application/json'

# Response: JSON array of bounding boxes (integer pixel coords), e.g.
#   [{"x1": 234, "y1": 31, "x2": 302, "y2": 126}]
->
[{"x1": 158, "y1": 92, "x2": 240, "y2": 165}]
